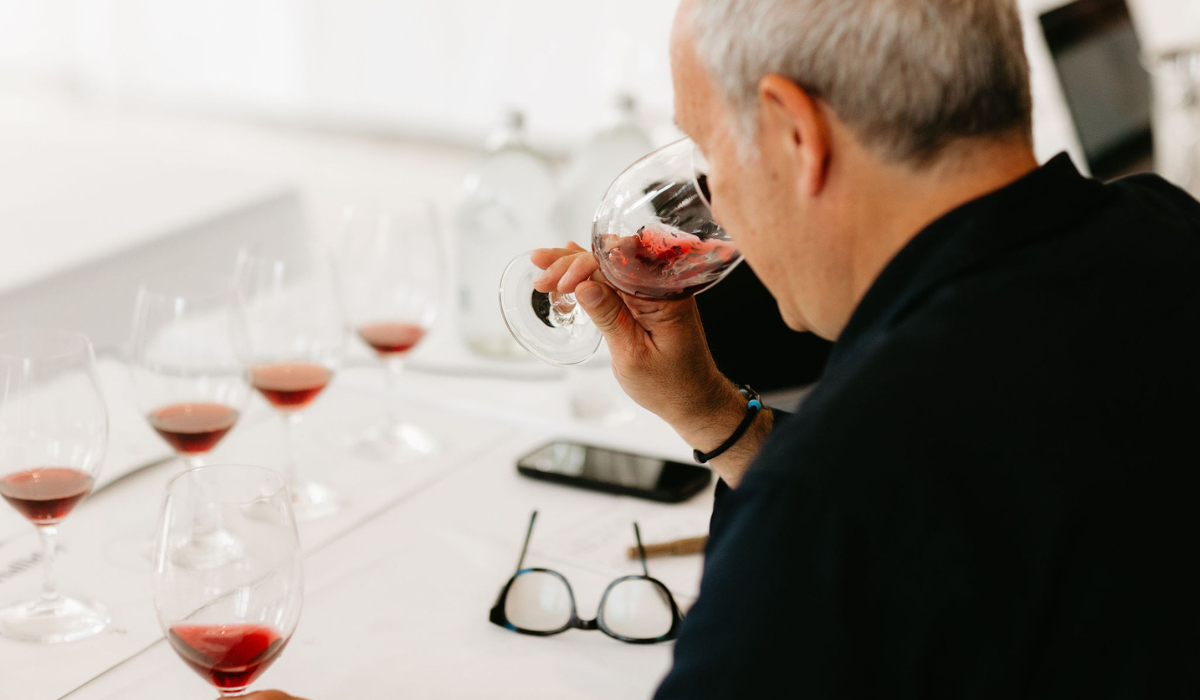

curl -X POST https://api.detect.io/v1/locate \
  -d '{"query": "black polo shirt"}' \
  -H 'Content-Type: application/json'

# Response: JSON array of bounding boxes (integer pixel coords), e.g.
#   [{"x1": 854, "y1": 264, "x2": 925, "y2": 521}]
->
[{"x1": 654, "y1": 154, "x2": 1200, "y2": 698}]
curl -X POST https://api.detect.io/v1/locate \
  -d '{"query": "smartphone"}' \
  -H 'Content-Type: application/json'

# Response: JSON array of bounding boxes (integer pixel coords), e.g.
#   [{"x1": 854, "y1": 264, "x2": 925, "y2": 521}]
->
[{"x1": 516, "y1": 441, "x2": 713, "y2": 503}]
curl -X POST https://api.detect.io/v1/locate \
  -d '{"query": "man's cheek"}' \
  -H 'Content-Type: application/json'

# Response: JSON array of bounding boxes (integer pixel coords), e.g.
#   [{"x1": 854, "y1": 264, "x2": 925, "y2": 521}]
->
[{"x1": 708, "y1": 174, "x2": 746, "y2": 230}]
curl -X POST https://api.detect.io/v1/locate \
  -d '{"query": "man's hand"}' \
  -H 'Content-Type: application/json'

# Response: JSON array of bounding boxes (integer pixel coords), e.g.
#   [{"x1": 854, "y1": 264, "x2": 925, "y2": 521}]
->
[
  {"x1": 532, "y1": 243, "x2": 771, "y2": 487},
  {"x1": 235, "y1": 692, "x2": 309, "y2": 700},
  {"x1": 532, "y1": 243, "x2": 729, "y2": 428}
]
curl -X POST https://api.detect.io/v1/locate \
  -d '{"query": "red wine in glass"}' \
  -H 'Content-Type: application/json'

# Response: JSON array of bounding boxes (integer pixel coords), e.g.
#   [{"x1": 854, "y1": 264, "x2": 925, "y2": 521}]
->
[
  {"x1": 602, "y1": 225, "x2": 739, "y2": 300},
  {"x1": 168, "y1": 624, "x2": 288, "y2": 692},
  {"x1": 0, "y1": 468, "x2": 95, "y2": 525},
  {"x1": 251, "y1": 363, "x2": 333, "y2": 410},
  {"x1": 148, "y1": 403, "x2": 240, "y2": 454},
  {"x1": 357, "y1": 322, "x2": 426, "y2": 356}
]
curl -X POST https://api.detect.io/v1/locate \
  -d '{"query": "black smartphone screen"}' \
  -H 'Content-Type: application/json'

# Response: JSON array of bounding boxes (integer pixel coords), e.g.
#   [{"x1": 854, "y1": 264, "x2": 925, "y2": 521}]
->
[{"x1": 516, "y1": 442, "x2": 713, "y2": 503}]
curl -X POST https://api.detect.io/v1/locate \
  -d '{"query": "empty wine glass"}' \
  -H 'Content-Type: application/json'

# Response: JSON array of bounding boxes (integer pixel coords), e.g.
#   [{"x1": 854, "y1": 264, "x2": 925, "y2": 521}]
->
[
  {"x1": 500, "y1": 137, "x2": 743, "y2": 366},
  {"x1": 235, "y1": 249, "x2": 346, "y2": 521},
  {"x1": 0, "y1": 329, "x2": 109, "y2": 643},
  {"x1": 154, "y1": 464, "x2": 302, "y2": 697},
  {"x1": 339, "y1": 202, "x2": 441, "y2": 462}
]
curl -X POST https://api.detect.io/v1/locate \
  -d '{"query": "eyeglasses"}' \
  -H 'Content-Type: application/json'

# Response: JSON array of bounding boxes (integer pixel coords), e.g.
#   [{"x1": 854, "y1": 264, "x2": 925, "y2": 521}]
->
[{"x1": 488, "y1": 511, "x2": 684, "y2": 644}]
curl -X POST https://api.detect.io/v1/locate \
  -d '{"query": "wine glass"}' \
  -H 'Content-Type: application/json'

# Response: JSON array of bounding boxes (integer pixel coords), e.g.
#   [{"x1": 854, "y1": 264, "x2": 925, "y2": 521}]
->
[
  {"x1": 129, "y1": 284, "x2": 252, "y2": 568},
  {"x1": 500, "y1": 137, "x2": 743, "y2": 366},
  {"x1": 0, "y1": 329, "x2": 109, "y2": 643},
  {"x1": 235, "y1": 248, "x2": 346, "y2": 521},
  {"x1": 154, "y1": 464, "x2": 302, "y2": 697},
  {"x1": 131, "y1": 285, "x2": 250, "y2": 470},
  {"x1": 339, "y1": 202, "x2": 441, "y2": 462}
]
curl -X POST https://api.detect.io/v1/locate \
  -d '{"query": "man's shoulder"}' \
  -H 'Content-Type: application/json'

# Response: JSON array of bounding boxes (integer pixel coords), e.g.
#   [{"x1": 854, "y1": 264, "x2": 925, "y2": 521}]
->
[
  {"x1": 746, "y1": 328, "x2": 963, "y2": 487},
  {"x1": 1106, "y1": 171, "x2": 1200, "y2": 229}
]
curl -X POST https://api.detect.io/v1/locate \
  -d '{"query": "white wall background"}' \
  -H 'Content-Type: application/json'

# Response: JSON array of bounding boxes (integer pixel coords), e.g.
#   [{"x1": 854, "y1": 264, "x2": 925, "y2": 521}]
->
[
  {"x1": 0, "y1": 0, "x2": 679, "y2": 149},
  {"x1": 0, "y1": 0, "x2": 1197, "y2": 158}
]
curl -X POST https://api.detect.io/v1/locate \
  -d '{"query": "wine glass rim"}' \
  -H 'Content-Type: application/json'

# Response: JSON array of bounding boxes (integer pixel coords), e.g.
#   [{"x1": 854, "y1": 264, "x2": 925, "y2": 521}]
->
[
  {"x1": 0, "y1": 328, "x2": 94, "y2": 361},
  {"x1": 233, "y1": 245, "x2": 344, "y2": 292},
  {"x1": 135, "y1": 281, "x2": 237, "y2": 305},
  {"x1": 164, "y1": 463, "x2": 288, "y2": 502},
  {"x1": 621, "y1": 137, "x2": 714, "y2": 214},
  {"x1": 684, "y1": 138, "x2": 714, "y2": 212}
]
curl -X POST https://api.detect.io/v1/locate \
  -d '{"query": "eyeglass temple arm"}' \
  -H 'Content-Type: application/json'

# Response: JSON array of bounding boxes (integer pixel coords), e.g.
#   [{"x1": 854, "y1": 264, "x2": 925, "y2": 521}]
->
[
  {"x1": 514, "y1": 511, "x2": 538, "y2": 573},
  {"x1": 633, "y1": 522, "x2": 649, "y2": 577}
]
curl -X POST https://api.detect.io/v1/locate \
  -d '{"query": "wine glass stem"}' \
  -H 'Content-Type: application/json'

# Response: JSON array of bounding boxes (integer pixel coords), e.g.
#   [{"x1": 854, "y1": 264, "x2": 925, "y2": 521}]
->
[
  {"x1": 35, "y1": 525, "x2": 60, "y2": 606},
  {"x1": 385, "y1": 357, "x2": 404, "y2": 430},
  {"x1": 282, "y1": 411, "x2": 303, "y2": 487},
  {"x1": 182, "y1": 454, "x2": 204, "y2": 470}
]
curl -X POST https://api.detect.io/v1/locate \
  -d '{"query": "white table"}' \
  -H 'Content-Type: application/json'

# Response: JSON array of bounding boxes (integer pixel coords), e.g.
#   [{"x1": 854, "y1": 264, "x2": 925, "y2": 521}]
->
[{"x1": 0, "y1": 362, "x2": 710, "y2": 700}]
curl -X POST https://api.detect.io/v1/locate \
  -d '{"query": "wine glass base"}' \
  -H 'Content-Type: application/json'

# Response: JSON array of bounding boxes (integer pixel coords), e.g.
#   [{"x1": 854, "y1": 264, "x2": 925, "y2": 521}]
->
[
  {"x1": 354, "y1": 421, "x2": 438, "y2": 464},
  {"x1": 169, "y1": 529, "x2": 246, "y2": 571},
  {"x1": 288, "y1": 479, "x2": 346, "y2": 521},
  {"x1": 499, "y1": 254, "x2": 603, "y2": 367},
  {"x1": 0, "y1": 595, "x2": 109, "y2": 643}
]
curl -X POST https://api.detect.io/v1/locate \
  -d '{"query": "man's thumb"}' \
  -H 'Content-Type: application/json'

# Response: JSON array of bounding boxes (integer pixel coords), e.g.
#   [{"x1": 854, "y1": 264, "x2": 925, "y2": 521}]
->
[{"x1": 576, "y1": 281, "x2": 633, "y2": 343}]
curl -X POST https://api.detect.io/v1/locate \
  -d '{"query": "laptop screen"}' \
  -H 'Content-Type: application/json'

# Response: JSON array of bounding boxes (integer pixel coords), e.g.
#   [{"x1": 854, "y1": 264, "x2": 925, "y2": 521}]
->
[{"x1": 1041, "y1": 0, "x2": 1154, "y2": 180}]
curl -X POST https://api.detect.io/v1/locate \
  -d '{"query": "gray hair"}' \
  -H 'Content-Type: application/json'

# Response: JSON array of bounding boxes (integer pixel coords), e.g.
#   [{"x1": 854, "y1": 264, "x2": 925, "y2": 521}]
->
[{"x1": 689, "y1": 0, "x2": 1034, "y2": 165}]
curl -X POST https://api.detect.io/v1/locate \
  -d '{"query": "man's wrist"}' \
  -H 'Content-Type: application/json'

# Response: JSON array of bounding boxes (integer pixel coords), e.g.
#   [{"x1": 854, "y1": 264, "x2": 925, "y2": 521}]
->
[
  {"x1": 664, "y1": 376, "x2": 772, "y2": 488},
  {"x1": 693, "y1": 385, "x2": 763, "y2": 463},
  {"x1": 668, "y1": 376, "x2": 745, "y2": 445}
]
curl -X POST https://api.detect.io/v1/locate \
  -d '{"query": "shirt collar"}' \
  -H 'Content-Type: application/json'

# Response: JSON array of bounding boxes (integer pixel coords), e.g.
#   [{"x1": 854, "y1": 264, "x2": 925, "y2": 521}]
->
[{"x1": 828, "y1": 153, "x2": 1109, "y2": 370}]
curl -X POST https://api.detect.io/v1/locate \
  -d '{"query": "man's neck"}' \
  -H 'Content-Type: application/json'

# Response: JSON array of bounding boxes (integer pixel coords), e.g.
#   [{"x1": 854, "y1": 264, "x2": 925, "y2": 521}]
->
[{"x1": 838, "y1": 138, "x2": 1039, "y2": 336}]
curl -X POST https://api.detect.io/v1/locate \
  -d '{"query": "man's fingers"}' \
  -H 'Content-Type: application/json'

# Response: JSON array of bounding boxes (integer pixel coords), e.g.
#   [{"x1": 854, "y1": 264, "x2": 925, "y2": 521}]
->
[
  {"x1": 529, "y1": 247, "x2": 578, "y2": 270},
  {"x1": 529, "y1": 243, "x2": 588, "y2": 270},
  {"x1": 533, "y1": 255, "x2": 577, "y2": 293},
  {"x1": 533, "y1": 249, "x2": 600, "y2": 294},
  {"x1": 558, "y1": 255, "x2": 600, "y2": 293}
]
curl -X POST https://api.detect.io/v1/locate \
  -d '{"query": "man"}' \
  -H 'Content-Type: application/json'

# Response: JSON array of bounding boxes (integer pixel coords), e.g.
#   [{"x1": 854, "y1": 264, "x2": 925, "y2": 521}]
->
[{"x1": 248, "y1": 0, "x2": 1200, "y2": 697}]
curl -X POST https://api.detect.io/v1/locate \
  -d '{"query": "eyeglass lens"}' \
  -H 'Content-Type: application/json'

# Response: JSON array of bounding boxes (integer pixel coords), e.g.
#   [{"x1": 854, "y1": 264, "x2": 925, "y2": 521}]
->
[
  {"x1": 504, "y1": 571, "x2": 573, "y2": 633},
  {"x1": 601, "y1": 578, "x2": 675, "y2": 640}
]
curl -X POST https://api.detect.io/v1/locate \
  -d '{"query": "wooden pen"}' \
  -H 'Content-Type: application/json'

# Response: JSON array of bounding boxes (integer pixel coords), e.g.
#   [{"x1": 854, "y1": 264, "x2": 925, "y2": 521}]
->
[{"x1": 627, "y1": 535, "x2": 709, "y2": 559}]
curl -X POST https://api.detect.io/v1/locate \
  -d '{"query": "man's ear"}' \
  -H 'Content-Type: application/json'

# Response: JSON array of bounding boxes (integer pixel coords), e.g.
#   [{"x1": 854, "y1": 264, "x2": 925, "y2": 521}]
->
[{"x1": 757, "y1": 75, "x2": 832, "y2": 197}]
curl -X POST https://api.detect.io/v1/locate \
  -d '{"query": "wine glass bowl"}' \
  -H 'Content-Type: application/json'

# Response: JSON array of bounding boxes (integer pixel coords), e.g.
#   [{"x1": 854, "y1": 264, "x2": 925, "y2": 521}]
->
[
  {"x1": 154, "y1": 464, "x2": 302, "y2": 697},
  {"x1": 130, "y1": 285, "x2": 250, "y2": 468},
  {"x1": 0, "y1": 329, "x2": 110, "y2": 643},
  {"x1": 499, "y1": 138, "x2": 742, "y2": 367},
  {"x1": 591, "y1": 138, "x2": 740, "y2": 300}
]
